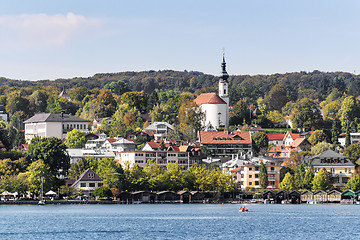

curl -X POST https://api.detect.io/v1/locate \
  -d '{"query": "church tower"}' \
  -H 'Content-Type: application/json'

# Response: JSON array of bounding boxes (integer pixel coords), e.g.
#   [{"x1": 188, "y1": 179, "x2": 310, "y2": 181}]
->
[{"x1": 219, "y1": 54, "x2": 229, "y2": 128}]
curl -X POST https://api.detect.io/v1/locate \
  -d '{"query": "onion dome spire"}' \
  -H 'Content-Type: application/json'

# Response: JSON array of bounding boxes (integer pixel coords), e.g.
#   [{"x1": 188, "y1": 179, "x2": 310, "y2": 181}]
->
[{"x1": 220, "y1": 52, "x2": 229, "y2": 82}]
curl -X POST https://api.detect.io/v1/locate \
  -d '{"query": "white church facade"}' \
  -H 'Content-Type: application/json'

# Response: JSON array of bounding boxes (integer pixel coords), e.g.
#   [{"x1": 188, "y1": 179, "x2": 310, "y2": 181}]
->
[{"x1": 194, "y1": 55, "x2": 230, "y2": 129}]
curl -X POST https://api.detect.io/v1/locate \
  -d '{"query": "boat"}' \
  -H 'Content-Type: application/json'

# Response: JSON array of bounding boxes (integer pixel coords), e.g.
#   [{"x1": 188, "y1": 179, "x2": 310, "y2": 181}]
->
[
  {"x1": 239, "y1": 207, "x2": 248, "y2": 212},
  {"x1": 38, "y1": 177, "x2": 45, "y2": 205}
]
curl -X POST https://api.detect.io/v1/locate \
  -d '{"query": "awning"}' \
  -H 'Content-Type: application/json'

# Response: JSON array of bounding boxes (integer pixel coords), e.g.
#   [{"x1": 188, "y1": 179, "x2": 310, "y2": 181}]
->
[{"x1": 45, "y1": 190, "x2": 57, "y2": 195}]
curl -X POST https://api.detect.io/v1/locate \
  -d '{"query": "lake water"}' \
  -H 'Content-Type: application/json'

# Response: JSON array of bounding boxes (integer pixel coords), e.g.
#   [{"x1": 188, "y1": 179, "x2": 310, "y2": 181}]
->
[{"x1": 0, "y1": 204, "x2": 359, "y2": 239}]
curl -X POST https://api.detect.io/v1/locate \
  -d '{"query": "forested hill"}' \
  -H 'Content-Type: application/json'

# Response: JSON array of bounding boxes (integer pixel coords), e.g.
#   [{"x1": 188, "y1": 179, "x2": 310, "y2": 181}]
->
[{"x1": 1, "y1": 70, "x2": 359, "y2": 104}]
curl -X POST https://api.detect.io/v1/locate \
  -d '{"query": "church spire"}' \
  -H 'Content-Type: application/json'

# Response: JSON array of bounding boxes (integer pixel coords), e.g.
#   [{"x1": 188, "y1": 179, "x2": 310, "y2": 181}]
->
[{"x1": 220, "y1": 52, "x2": 229, "y2": 83}]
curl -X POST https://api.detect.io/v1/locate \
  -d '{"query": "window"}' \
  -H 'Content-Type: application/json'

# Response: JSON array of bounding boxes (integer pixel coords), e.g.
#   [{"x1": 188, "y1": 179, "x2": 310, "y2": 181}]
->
[
  {"x1": 255, "y1": 181, "x2": 259, "y2": 186},
  {"x1": 88, "y1": 173, "x2": 95, "y2": 179},
  {"x1": 271, "y1": 167, "x2": 275, "y2": 171},
  {"x1": 249, "y1": 167, "x2": 252, "y2": 171},
  {"x1": 330, "y1": 168, "x2": 335, "y2": 174},
  {"x1": 255, "y1": 174, "x2": 259, "y2": 178},
  {"x1": 249, "y1": 182, "x2": 252, "y2": 185},
  {"x1": 249, "y1": 175, "x2": 252, "y2": 178},
  {"x1": 98, "y1": 183, "x2": 103, "y2": 187},
  {"x1": 80, "y1": 183, "x2": 86, "y2": 187},
  {"x1": 89, "y1": 183, "x2": 95, "y2": 187},
  {"x1": 224, "y1": 89, "x2": 226, "y2": 95},
  {"x1": 345, "y1": 168, "x2": 347, "y2": 173}
]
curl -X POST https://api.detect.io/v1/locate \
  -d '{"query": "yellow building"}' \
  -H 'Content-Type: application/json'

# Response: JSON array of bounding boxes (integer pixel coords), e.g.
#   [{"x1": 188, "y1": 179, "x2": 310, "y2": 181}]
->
[
  {"x1": 308, "y1": 149, "x2": 355, "y2": 187},
  {"x1": 241, "y1": 157, "x2": 283, "y2": 189}
]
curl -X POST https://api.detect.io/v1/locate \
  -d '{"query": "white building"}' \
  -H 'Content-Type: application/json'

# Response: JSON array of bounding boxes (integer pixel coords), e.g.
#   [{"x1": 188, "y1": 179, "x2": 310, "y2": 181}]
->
[
  {"x1": 24, "y1": 113, "x2": 89, "y2": 143},
  {"x1": 0, "y1": 111, "x2": 8, "y2": 123},
  {"x1": 66, "y1": 148, "x2": 115, "y2": 165},
  {"x1": 71, "y1": 168, "x2": 105, "y2": 197},
  {"x1": 338, "y1": 133, "x2": 360, "y2": 146},
  {"x1": 143, "y1": 122, "x2": 174, "y2": 141},
  {"x1": 194, "y1": 55, "x2": 229, "y2": 129}
]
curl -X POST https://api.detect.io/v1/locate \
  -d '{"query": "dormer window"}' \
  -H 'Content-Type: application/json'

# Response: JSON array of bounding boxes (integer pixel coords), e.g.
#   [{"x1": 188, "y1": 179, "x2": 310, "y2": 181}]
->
[{"x1": 88, "y1": 173, "x2": 95, "y2": 179}]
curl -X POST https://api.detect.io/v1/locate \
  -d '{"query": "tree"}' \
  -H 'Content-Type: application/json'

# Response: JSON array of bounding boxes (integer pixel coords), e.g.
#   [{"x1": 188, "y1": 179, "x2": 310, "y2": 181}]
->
[
  {"x1": 264, "y1": 84, "x2": 288, "y2": 111},
  {"x1": 252, "y1": 132, "x2": 269, "y2": 155},
  {"x1": 47, "y1": 97, "x2": 79, "y2": 115},
  {"x1": 279, "y1": 172, "x2": 296, "y2": 191},
  {"x1": 343, "y1": 142, "x2": 360, "y2": 164},
  {"x1": 96, "y1": 158, "x2": 124, "y2": 189},
  {"x1": 93, "y1": 186, "x2": 113, "y2": 199},
  {"x1": 146, "y1": 92, "x2": 159, "y2": 112},
  {"x1": 59, "y1": 184, "x2": 75, "y2": 198},
  {"x1": 26, "y1": 160, "x2": 54, "y2": 195},
  {"x1": 96, "y1": 89, "x2": 117, "y2": 117},
  {"x1": 259, "y1": 161, "x2": 268, "y2": 189},
  {"x1": 120, "y1": 92, "x2": 146, "y2": 113},
  {"x1": 311, "y1": 142, "x2": 332, "y2": 156},
  {"x1": 103, "y1": 80, "x2": 129, "y2": 96},
  {"x1": 144, "y1": 159, "x2": 166, "y2": 191},
  {"x1": 294, "y1": 160, "x2": 306, "y2": 189},
  {"x1": 29, "y1": 90, "x2": 48, "y2": 113},
  {"x1": 322, "y1": 101, "x2": 341, "y2": 121},
  {"x1": 229, "y1": 99, "x2": 249, "y2": 125},
  {"x1": 65, "y1": 129, "x2": 86, "y2": 148},
  {"x1": 338, "y1": 96, "x2": 360, "y2": 130},
  {"x1": 266, "y1": 110, "x2": 284, "y2": 123},
  {"x1": 26, "y1": 137, "x2": 70, "y2": 178},
  {"x1": 178, "y1": 100, "x2": 203, "y2": 142},
  {"x1": 124, "y1": 163, "x2": 148, "y2": 191},
  {"x1": 347, "y1": 174, "x2": 360, "y2": 192},
  {"x1": 5, "y1": 91, "x2": 30, "y2": 116},
  {"x1": 165, "y1": 162, "x2": 185, "y2": 191},
  {"x1": 291, "y1": 98, "x2": 322, "y2": 131},
  {"x1": 312, "y1": 168, "x2": 331, "y2": 191},
  {"x1": 150, "y1": 103, "x2": 177, "y2": 124},
  {"x1": 70, "y1": 86, "x2": 89, "y2": 102},
  {"x1": 331, "y1": 119, "x2": 341, "y2": 144},
  {"x1": 280, "y1": 167, "x2": 294, "y2": 182},
  {"x1": 308, "y1": 130, "x2": 328, "y2": 145},
  {"x1": 302, "y1": 167, "x2": 314, "y2": 190},
  {"x1": 68, "y1": 157, "x2": 96, "y2": 179}
]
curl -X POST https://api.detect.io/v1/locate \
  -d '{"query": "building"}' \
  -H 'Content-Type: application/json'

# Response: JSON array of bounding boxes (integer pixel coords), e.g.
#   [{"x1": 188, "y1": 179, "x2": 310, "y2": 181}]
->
[
  {"x1": 267, "y1": 133, "x2": 285, "y2": 147},
  {"x1": 142, "y1": 122, "x2": 174, "y2": 141},
  {"x1": 283, "y1": 131, "x2": 300, "y2": 146},
  {"x1": 71, "y1": 168, "x2": 105, "y2": 197},
  {"x1": 307, "y1": 149, "x2": 356, "y2": 187},
  {"x1": 194, "y1": 55, "x2": 229, "y2": 129},
  {"x1": 0, "y1": 111, "x2": 8, "y2": 123},
  {"x1": 66, "y1": 148, "x2": 115, "y2": 164},
  {"x1": 338, "y1": 133, "x2": 360, "y2": 146},
  {"x1": 199, "y1": 130, "x2": 252, "y2": 158},
  {"x1": 91, "y1": 117, "x2": 112, "y2": 132},
  {"x1": 116, "y1": 149, "x2": 190, "y2": 170},
  {"x1": 231, "y1": 157, "x2": 282, "y2": 190},
  {"x1": 24, "y1": 112, "x2": 89, "y2": 143},
  {"x1": 290, "y1": 138, "x2": 312, "y2": 151}
]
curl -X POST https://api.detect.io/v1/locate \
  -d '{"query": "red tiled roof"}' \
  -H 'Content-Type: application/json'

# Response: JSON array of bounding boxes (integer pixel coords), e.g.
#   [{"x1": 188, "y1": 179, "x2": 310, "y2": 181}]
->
[
  {"x1": 147, "y1": 142, "x2": 159, "y2": 150},
  {"x1": 107, "y1": 138, "x2": 117, "y2": 143},
  {"x1": 230, "y1": 167, "x2": 242, "y2": 172},
  {"x1": 194, "y1": 93, "x2": 226, "y2": 106},
  {"x1": 290, "y1": 138, "x2": 307, "y2": 147},
  {"x1": 285, "y1": 131, "x2": 300, "y2": 140},
  {"x1": 267, "y1": 133, "x2": 285, "y2": 141},
  {"x1": 199, "y1": 131, "x2": 251, "y2": 144},
  {"x1": 269, "y1": 146, "x2": 282, "y2": 153}
]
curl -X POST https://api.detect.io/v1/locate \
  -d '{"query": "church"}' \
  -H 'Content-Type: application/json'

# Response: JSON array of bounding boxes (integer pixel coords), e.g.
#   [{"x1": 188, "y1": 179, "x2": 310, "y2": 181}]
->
[{"x1": 194, "y1": 55, "x2": 230, "y2": 130}]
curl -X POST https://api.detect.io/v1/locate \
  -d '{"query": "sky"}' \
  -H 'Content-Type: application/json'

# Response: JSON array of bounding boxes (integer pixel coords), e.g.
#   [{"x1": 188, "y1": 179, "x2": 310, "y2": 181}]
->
[{"x1": 0, "y1": 0, "x2": 360, "y2": 81}]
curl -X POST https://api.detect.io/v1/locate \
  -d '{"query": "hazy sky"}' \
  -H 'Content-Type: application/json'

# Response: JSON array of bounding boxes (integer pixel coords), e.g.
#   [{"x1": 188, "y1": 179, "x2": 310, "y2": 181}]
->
[{"x1": 0, "y1": 0, "x2": 359, "y2": 80}]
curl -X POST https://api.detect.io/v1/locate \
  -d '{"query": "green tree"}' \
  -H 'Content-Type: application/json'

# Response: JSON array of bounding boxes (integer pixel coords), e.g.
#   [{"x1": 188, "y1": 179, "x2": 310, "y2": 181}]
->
[
  {"x1": 59, "y1": 184, "x2": 75, "y2": 198},
  {"x1": 144, "y1": 159, "x2": 166, "y2": 191},
  {"x1": 264, "y1": 84, "x2": 288, "y2": 111},
  {"x1": 96, "y1": 158, "x2": 124, "y2": 189},
  {"x1": 96, "y1": 89, "x2": 117, "y2": 117},
  {"x1": 338, "y1": 96, "x2": 360, "y2": 130},
  {"x1": 103, "y1": 80, "x2": 128, "y2": 96},
  {"x1": 70, "y1": 86, "x2": 89, "y2": 102},
  {"x1": 308, "y1": 130, "x2": 328, "y2": 145},
  {"x1": 259, "y1": 161, "x2": 268, "y2": 189},
  {"x1": 347, "y1": 174, "x2": 360, "y2": 192},
  {"x1": 311, "y1": 142, "x2": 332, "y2": 156},
  {"x1": 291, "y1": 98, "x2": 322, "y2": 131},
  {"x1": 146, "y1": 91, "x2": 159, "y2": 113},
  {"x1": 47, "y1": 97, "x2": 79, "y2": 115},
  {"x1": 252, "y1": 132, "x2": 269, "y2": 155},
  {"x1": 65, "y1": 129, "x2": 86, "y2": 148},
  {"x1": 165, "y1": 162, "x2": 185, "y2": 191},
  {"x1": 178, "y1": 100, "x2": 203, "y2": 142},
  {"x1": 294, "y1": 160, "x2": 306, "y2": 189},
  {"x1": 302, "y1": 167, "x2": 314, "y2": 190},
  {"x1": 279, "y1": 172, "x2": 296, "y2": 191},
  {"x1": 29, "y1": 90, "x2": 48, "y2": 113},
  {"x1": 322, "y1": 101, "x2": 341, "y2": 121},
  {"x1": 5, "y1": 91, "x2": 30, "y2": 116},
  {"x1": 27, "y1": 137, "x2": 70, "y2": 178},
  {"x1": 120, "y1": 91, "x2": 146, "y2": 113},
  {"x1": 68, "y1": 156, "x2": 96, "y2": 179},
  {"x1": 124, "y1": 163, "x2": 148, "y2": 191},
  {"x1": 331, "y1": 119, "x2": 341, "y2": 144},
  {"x1": 93, "y1": 186, "x2": 113, "y2": 199},
  {"x1": 343, "y1": 142, "x2": 360, "y2": 164},
  {"x1": 266, "y1": 110, "x2": 284, "y2": 123},
  {"x1": 312, "y1": 168, "x2": 332, "y2": 191},
  {"x1": 280, "y1": 167, "x2": 294, "y2": 182},
  {"x1": 26, "y1": 160, "x2": 54, "y2": 195},
  {"x1": 229, "y1": 99, "x2": 249, "y2": 125}
]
